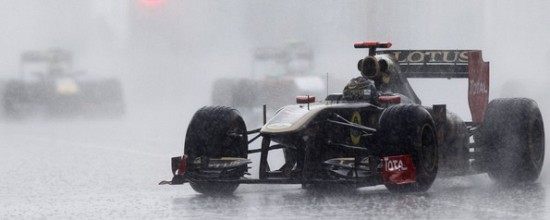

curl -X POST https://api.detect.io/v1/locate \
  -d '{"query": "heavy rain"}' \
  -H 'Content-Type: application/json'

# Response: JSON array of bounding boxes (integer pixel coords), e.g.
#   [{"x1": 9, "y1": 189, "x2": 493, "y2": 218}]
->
[{"x1": 0, "y1": 1, "x2": 549, "y2": 219}]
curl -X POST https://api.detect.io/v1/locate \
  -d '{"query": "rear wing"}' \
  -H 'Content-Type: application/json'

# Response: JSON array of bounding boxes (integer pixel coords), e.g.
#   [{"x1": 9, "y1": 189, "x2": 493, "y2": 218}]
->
[
  {"x1": 254, "y1": 42, "x2": 313, "y2": 61},
  {"x1": 21, "y1": 49, "x2": 72, "y2": 63},
  {"x1": 252, "y1": 42, "x2": 314, "y2": 76},
  {"x1": 377, "y1": 50, "x2": 473, "y2": 78},
  {"x1": 19, "y1": 49, "x2": 74, "y2": 77},
  {"x1": 377, "y1": 50, "x2": 490, "y2": 123}
]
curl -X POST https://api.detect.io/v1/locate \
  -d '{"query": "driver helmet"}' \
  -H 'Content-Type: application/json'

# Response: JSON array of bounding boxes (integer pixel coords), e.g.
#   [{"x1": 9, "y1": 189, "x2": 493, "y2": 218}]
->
[{"x1": 343, "y1": 76, "x2": 378, "y2": 102}]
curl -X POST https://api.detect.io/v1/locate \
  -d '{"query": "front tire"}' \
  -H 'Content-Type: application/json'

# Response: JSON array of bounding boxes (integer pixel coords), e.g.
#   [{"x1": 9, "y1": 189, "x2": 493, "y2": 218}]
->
[
  {"x1": 378, "y1": 104, "x2": 438, "y2": 193},
  {"x1": 184, "y1": 106, "x2": 248, "y2": 194},
  {"x1": 479, "y1": 98, "x2": 545, "y2": 185}
]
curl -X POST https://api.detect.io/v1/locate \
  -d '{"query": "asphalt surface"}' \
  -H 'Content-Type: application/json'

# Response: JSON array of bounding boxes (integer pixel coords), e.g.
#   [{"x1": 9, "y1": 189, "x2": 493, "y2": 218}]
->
[{"x1": 1, "y1": 112, "x2": 549, "y2": 220}]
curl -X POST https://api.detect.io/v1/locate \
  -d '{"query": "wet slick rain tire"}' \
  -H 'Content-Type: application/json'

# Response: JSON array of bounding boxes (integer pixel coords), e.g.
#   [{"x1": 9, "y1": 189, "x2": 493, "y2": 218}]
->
[
  {"x1": 378, "y1": 104, "x2": 438, "y2": 193},
  {"x1": 184, "y1": 106, "x2": 248, "y2": 194},
  {"x1": 479, "y1": 98, "x2": 545, "y2": 185}
]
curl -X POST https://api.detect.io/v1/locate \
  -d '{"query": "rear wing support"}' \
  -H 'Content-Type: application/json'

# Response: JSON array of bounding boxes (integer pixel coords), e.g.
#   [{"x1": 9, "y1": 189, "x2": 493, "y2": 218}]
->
[{"x1": 378, "y1": 50, "x2": 489, "y2": 123}]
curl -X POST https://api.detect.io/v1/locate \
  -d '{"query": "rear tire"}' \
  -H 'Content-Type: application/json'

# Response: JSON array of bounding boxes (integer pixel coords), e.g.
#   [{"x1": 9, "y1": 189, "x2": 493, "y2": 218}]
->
[
  {"x1": 378, "y1": 104, "x2": 438, "y2": 193},
  {"x1": 479, "y1": 98, "x2": 545, "y2": 185},
  {"x1": 184, "y1": 106, "x2": 248, "y2": 194}
]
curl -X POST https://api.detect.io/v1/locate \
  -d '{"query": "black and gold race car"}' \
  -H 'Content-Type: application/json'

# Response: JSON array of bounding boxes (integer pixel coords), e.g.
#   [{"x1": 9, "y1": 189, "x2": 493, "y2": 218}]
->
[
  {"x1": 2, "y1": 49, "x2": 124, "y2": 118},
  {"x1": 161, "y1": 41, "x2": 544, "y2": 194}
]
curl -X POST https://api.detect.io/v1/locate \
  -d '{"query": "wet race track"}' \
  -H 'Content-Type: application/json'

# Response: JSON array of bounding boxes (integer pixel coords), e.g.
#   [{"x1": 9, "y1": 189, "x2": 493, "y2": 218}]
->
[
  {"x1": 1, "y1": 111, "x2": 549, "y2": 220},
  {"x1": 3, "y1": 1, "x2": 550, "y2": 219}
]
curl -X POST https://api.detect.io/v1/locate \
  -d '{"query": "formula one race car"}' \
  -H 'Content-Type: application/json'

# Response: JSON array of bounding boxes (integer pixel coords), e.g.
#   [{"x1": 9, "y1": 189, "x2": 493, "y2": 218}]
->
[
  {"x1": 160, "y1": 41, "x2": 545, "y2": 194},
  {"x1": 2, "y1": 49, "x2": 124, "y2": 118}
]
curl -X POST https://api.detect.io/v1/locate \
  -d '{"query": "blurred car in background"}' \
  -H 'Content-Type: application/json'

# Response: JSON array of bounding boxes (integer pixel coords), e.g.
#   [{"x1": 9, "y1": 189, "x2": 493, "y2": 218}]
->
[
  {"x1": 211, "y1": 42, "x2": 344, "y2": 120},
  {"x1": 2, "y1": 49, "x2": 124, "y2": 119}
]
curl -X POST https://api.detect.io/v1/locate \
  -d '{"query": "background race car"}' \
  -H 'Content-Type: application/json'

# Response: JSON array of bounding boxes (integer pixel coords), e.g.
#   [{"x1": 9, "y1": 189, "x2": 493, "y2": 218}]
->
[
  {"x1": 2, "y1": 49, "x2": 125, "y2": 119},
  {"x1": 211, "y1": 42, "x2": 346, "y2": 121}
]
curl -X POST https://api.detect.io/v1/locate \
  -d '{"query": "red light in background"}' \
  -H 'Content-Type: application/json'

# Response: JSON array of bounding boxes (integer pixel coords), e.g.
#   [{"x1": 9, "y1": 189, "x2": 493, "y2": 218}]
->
[{"x1": 140, "y1": 0, "x2": 165, "y2": 6}]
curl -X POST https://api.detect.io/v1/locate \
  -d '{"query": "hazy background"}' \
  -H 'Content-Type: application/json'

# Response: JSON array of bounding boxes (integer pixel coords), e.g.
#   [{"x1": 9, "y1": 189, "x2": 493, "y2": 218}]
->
[
  {"x1": 0, "y1": 1, "x2": 547, "y2": 107},
  {"x1": 2, "y1": 1, "x2": 548, "y2": 121},
  {"x1": 1, "y1": 0, "x2": 549, "y2": 176},
  {"x1": 1, "y1": 1, "x2": 550, "y2": 219},
  {"x1": 2, "y1": 0, "x2": 550, "y2": 177}
]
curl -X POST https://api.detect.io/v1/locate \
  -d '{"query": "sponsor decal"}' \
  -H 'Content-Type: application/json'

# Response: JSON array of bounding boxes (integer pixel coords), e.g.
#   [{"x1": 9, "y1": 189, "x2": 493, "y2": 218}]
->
[
  {"x1": 381, "y1": 155, "x2": 416, "y2": 184},
  {"x1": 469, "y1": 80, "x2": 488, "y2": 95},
  {"x1": 381, "y1": 50, "x2": 469, "y2": 63},
  {"x1": 350, "y1": 111, "x2": 362, "y2": 145},
  {"x1": 384, "y1": 158, "x2": 408, "y2": 171}
]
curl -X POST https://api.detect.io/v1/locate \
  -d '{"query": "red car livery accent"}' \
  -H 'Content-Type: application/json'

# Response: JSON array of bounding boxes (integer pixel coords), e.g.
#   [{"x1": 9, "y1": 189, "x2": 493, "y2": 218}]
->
[{"x1": 381, "y1": 155, "x2": 416, "y2": 185}]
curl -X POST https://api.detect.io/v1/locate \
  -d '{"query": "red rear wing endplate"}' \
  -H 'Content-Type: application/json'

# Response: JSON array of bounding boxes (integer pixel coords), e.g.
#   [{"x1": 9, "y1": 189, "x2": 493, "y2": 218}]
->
[
  {"x1": 467, "y1": 51, "x2": 489, "y2": 123},
  {"x1": 377, "y1": 50, "x2": 490, "y2": 123}
]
